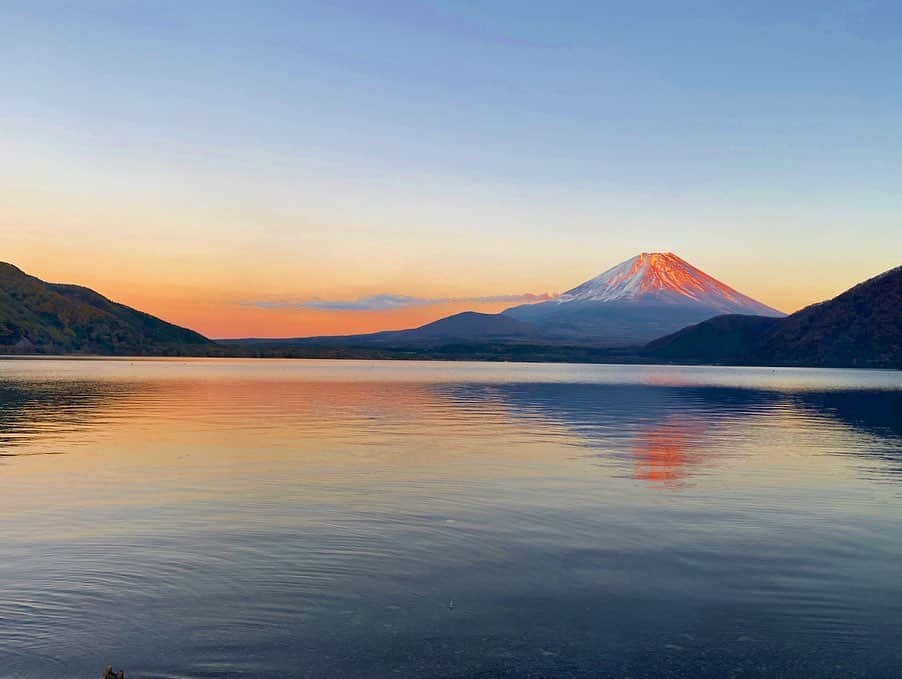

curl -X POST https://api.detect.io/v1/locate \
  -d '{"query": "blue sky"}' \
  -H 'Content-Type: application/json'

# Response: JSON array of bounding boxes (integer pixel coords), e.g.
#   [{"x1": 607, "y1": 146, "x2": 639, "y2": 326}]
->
[{"x1": 2, "y1": 1, "x2": 900, "y2": 335}]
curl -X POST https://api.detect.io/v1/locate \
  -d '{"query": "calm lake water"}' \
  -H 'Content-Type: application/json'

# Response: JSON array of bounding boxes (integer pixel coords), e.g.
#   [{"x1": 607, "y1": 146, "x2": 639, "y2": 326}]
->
[{"x1": 0, "y1": 358, "x2": 900, "y2": 678}]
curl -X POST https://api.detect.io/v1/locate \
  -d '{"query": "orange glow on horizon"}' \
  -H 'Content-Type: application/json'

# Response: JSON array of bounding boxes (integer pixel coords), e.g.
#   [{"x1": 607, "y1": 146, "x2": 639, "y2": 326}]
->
[
  {"x1": 26, "y1": 276, "x2": 813, "y2": 340},
  {"x1": 138, "y1": 298, "x2": 519, "y2": 339},
  {"x1": 7, "y1": 239, "x2": 884, "y2": 340}
]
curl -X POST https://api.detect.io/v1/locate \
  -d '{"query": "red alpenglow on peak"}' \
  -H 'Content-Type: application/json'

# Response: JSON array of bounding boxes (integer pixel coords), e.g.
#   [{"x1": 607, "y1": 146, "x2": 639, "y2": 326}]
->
[{"x1": 559, "y1": 252, "x2": 782, "y2": 315}]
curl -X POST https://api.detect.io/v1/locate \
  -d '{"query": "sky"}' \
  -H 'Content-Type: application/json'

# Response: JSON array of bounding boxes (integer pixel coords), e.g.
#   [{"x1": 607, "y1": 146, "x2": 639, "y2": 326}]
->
[{"x1": 2, "y1": 1, "x2": 900, "y2": 338}]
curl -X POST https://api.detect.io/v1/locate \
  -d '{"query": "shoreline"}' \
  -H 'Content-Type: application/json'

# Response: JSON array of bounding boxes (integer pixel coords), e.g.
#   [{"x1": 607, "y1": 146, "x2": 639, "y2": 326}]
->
[{"x1": 0, "y1": 352, "x2": 897, "y2": 372}]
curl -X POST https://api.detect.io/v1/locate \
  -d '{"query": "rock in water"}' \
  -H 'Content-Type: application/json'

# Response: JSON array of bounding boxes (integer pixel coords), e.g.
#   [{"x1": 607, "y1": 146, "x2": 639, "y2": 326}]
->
[{"x1": 101, "y1": 666, "x2": 125, "y2": 679}]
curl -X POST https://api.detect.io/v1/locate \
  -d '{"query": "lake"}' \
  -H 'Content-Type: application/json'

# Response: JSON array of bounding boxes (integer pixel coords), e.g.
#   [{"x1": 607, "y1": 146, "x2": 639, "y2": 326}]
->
[{"x1": 0, "y1": 358, "x2": 900, "y2": 678}]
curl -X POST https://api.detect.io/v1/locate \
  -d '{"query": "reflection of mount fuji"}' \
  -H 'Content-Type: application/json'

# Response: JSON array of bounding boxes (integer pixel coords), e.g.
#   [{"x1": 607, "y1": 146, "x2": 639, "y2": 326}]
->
[
  {"x1": 434, "y1": 382, "x2": 902, "y2": 485},
  {"x1": 2, "y1": 373, "x2": 898, "y2": 483},
  {"x1": 632, "y1": 416, "x2": 706, "y2": 485}
]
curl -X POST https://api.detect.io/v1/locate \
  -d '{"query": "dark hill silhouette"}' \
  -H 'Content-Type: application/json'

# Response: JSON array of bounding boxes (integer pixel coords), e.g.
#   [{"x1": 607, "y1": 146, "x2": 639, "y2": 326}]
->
[
  {"x1": 0, "y1": 262, "x2": 211, "y2": 355},
  {"x1": 753, "y1": 266, "x2": 900, "y2": 368},
  {"x1": 643, "y1": 266, "x2": 901, "y2": 369},
  {"x1": 642, "y1": 315, "x2": 782, "y2": 364}
]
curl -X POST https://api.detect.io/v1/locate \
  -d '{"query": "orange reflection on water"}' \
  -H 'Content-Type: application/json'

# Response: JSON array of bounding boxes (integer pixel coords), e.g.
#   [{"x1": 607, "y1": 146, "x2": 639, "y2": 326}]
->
[{"x1": 632, "y1": 417, "x2": 704, "y2": 486}]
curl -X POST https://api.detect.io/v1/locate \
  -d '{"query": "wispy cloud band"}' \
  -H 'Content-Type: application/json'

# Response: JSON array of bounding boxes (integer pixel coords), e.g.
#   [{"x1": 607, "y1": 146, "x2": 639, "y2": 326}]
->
[{"x1": 244, "y1": 292, "x2": 556, "y2": 312}]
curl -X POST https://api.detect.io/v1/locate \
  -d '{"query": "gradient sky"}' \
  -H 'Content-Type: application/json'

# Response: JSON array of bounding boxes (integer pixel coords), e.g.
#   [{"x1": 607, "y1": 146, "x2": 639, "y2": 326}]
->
[{"x1": 2, "y1": 1, "x2": 900, "y2": 338}]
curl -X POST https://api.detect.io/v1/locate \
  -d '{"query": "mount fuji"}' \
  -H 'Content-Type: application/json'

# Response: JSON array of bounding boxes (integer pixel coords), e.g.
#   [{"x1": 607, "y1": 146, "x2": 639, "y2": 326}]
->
[
  {"x1": 224, "y1": 252, "x2": 785, "y2": 352},
  {"x1": 503, "y1": 252, "x2": 784, "y2": 345}
]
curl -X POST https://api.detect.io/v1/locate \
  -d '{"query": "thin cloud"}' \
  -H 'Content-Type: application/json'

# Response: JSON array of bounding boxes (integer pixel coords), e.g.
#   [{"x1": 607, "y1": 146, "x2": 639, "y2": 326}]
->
[{"x1": 244, "y1": 292, "x2": 556, "y2": 312}]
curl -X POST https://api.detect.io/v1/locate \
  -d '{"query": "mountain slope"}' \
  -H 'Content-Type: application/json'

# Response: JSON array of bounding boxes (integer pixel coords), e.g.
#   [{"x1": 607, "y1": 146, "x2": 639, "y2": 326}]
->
[
  {"x1": 372, "y1": 311, "x2": 534, "y2": 343},
  {"x1": 643, "y1": 265, "x2": 901, "y2": 368},
  {"x1": 504, "y1": 252, "x2": 782, "y2": 344},
  {"x1": 558, "y1": 252, "x2": 779, "y2": 313},
  {"x1": 0, "y1": 262, "x2": 212, "y2": 354},
  {"x1": 228, "y1": 311, "x2": 536, "y2": 348},
  {"x1": 642, "y1": 315, "x2": 783, "y2": 363},
  {"x1": 754, "y1": 266, "x2": 901, "y2": 367}
]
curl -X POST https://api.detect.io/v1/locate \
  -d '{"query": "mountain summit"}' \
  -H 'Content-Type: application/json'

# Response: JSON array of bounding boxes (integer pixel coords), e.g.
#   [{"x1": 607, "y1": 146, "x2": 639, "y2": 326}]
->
[
  {"x1": 504, "y1": 252, "x2": 783, "y2": 344},
  {"x1": 560, "y1": 252, "x2": 780, "y2": 314}
]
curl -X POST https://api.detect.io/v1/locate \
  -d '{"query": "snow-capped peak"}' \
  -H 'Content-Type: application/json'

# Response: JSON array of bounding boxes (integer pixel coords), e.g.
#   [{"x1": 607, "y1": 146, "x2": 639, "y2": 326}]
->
[{"x1": 557, "y1": 252, "x2": 780, "y2": 315}]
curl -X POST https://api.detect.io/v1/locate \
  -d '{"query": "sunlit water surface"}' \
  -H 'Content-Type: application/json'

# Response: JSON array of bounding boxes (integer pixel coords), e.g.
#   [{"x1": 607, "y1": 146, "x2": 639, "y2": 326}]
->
[{"x1": 0, "y1": 359, "x2": 900, "y2": 678}]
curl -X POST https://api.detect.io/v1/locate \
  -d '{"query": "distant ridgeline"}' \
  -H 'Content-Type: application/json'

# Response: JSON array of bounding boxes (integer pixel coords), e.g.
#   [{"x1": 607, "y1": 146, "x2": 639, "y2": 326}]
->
[
  {"x1": 2, "y1": 259, "x2": 898, "y2": 368},
  {"x1": 0, "y1": 262, "x2": 212, "y2": 355}
]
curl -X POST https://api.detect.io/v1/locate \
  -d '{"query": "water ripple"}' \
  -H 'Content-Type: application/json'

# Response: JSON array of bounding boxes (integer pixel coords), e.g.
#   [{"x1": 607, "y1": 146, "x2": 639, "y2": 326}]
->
[{"x1": 0, "y1": 359, "x2": 900, "y2": 677}]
